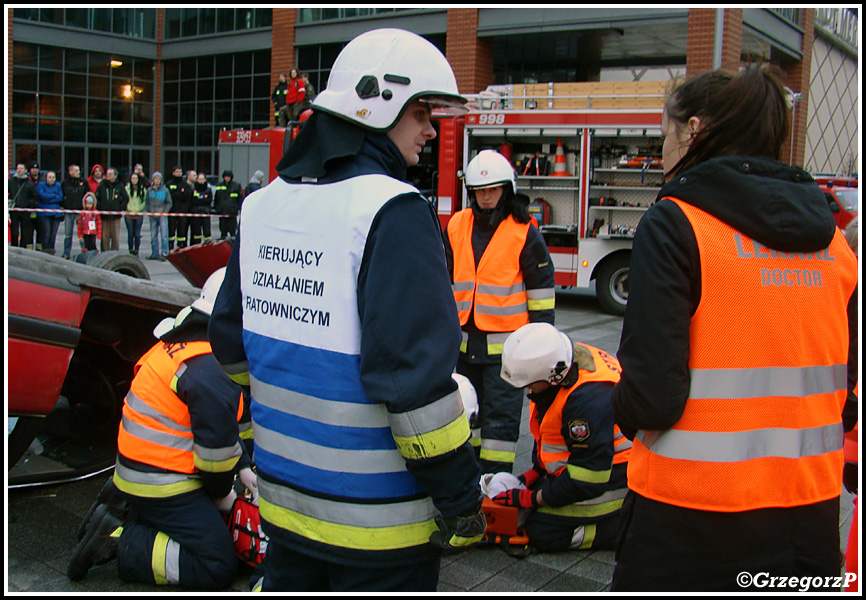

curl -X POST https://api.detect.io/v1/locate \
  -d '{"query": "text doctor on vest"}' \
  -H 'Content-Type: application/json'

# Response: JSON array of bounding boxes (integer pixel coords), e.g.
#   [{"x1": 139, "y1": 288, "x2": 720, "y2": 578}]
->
[
  {"x1": 444, "y1": 149, "x2": 556, "y2": 474},
  {"x1": 208, "y1": 28, "x2": 485, "y2": 593},
  {"x1": 609, "y1": 66, "x2": 859, "y2": 591}
]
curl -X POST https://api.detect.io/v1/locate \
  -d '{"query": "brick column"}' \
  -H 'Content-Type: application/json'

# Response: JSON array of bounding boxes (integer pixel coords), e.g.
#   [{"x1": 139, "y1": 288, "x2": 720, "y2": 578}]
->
[
  {"x1": 154, "y1": 9, "x2": 163, "y2": 173},
  {"x1": 779, "y1": 9, "x2": 814, "y2": 167},
  {"x1": 686, "y1": 8, "x2": 743, "y2": 77},
  {"x1": 270, "y1": 9, "x2": 297, "y2": 127},
  {"x1": 446, "y1": 9, "x2": 494, "y2": 95}
]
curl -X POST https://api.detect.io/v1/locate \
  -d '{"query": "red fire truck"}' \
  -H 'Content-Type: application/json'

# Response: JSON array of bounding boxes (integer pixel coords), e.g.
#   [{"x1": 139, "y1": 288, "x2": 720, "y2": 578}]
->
[{"x1": 218, "y1": 82, "x2": 667, "y2": 314}]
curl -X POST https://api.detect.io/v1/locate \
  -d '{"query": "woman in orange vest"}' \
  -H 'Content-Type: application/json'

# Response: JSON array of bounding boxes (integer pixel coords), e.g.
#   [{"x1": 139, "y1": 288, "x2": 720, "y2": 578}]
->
[
  {"x1": 495, "y1": 323, "x2": 631, "y2": 552},
  {"x1": 444, "y1": 150, "x2": 556, "y2": 474},
  {"x1": 609, "y1": 66, "x2": 859, "y2": 591}
]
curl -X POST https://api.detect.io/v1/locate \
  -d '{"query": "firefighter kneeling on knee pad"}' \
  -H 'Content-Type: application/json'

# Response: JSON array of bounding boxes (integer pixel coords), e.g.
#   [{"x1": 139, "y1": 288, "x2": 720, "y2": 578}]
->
[{"x1": 492, "y1": 323, "x2": 630, "y2": 553}]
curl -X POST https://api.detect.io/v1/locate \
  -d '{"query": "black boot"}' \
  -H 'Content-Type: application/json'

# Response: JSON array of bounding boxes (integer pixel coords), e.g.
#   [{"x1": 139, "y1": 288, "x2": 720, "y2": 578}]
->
[{"x1": 68, "y1": 504, "x2": 123, "y2": 581}]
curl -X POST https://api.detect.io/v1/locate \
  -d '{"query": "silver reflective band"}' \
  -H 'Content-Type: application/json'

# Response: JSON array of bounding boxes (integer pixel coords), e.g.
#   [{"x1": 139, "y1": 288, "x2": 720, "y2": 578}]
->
[
  {"x1": 114, "y1": 462, "x2": 199, "y2": 486},
  {"x1": 637, "y1": 422, "x2": 843, "y2": 462},
  {"x1": 254, "y1": 424, "x2": 407, "y2": 474},
  {"x1": 689, "y1": 364, "x2": 847, "y2": 400},
  {"x1": 388, "y1": 390, "x2": 464, "y2": 438},
  {"x1": 252, "y1": 376, "x2": 389, "y2": 429},
  {"x1": 452, "y1": 281, "x2": 474, "y2": 293},
  {"x1": 122, "y1": 415, "x2": 193, "y2": 451},
  {"x1": 193, "y1": 441, "x2": 241, "y2": 463},
  {"x1": 455, "y1": 300, "x2": 473, "y2": 312},
  {"x1": 475, "y1": 302, "x2": 529, "y2": 317},
  {"x1": 526, "y1": 287, "x2": 555, "y2": 300},
  {"x1": 259, "y1": 477, "x2": 437, "y2": 528},
  {"x1": 477, "y1": 282, "x2": 526, "y2": 297},
  {"x1": 481, "y1": 439, "x2": 517, "y2": 453},
  {"x1": 125, "y1": 391, "x2": 192, "y2": 434},
  {"x1": 165, "y1": 538, "x2": 181, "y2": 584}
]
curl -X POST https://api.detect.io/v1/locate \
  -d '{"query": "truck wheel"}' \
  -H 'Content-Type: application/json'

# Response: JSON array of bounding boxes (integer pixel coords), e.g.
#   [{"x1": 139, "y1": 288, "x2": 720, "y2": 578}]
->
[
  {"x1": 87, "y1": 250, "x2": 151, "y2": 280},
  {"x1": 596, "y1": 254, "x2": 630, "y2": 316}
]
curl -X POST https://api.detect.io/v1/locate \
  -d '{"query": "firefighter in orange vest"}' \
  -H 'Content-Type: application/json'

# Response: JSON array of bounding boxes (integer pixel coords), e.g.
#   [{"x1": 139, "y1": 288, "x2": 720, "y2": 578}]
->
[
  {"x1": 69, "y1": 268, "x2": 256, "y2": 589},
  {"x1": 609, "y1": 66, "x2": 859, "y2": 591},
  {"x1": 445, "y1": 150, "x2": 556, "y2": 474},
  {"x1": 494, "y1": 323, "x2": 630, "y2": 552}
]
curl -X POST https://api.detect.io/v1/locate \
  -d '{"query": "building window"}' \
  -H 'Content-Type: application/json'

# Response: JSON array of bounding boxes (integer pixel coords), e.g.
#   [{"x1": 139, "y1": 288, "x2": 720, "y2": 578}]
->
[
  {"x1": 13, "y1": 8, "x2": 156, "y2": 39},
  {"x1": 297, "y1": 8, "x2": 409, "y2": 23},
  {"x1": 10, "y1": 42, "x2": 154, "y2": 178},
  {"x1": 161, "y1": 49, "x2": 271, "y2": 175},
  {"x1": 163, "y1": 8, "x2": 272, "y2": 39}
]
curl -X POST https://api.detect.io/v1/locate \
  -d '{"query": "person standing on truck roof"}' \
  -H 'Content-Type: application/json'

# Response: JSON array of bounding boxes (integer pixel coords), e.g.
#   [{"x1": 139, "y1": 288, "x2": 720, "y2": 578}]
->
[
  {"x1": 277, "y1": 68, "x2": 305, "y2": 127},
  {"x1": 208, "y1": 28, "x2": 485, "y2": 592},
  {"x1": 609, "y1": 65, "x2": 859, "y2": 592},
  {"x1": 166, "y1": 166, "x2": 192, "y2": 250},
  {"x1": 495, "y1": 323, "x2": 630, "y2": 553},
  {"x1": 68, "y1": 268, "x2": 257, "y2": 590},
  {"x1": 214, "y1": 169, "x2": 243, "y2": 240},
  {"x1": 444, "y1": 149, "x2": 556, "y2": 475},
  {"x1": 272, "y1": 71, "x2": 288, "y2": 125}
]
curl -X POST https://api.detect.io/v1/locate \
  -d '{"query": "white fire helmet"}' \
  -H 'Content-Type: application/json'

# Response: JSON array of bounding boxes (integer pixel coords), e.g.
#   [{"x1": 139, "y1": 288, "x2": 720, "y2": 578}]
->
[
  {"x1": 461, "y1": 150, "x2": 517, "y2": 195},
  {"x1": 154, "y1": 267, "x2": 227, "y2": 338},
  {"x1": 452, "y1": 373, "x2": 479, "y2": 425},
  {"x1": 313, "y1": 28, "x2": 467, "y2": 132},
  {"x1": 500, "y1": 323, "x2": 573, "y2": 388}
]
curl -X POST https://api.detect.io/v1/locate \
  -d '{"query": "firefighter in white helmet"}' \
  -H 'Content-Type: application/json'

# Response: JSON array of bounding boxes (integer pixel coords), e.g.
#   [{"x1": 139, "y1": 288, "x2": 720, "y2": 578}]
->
[
  {"x1": 69, "y1": 267, "x2": 256, "y2": 588},
  {"x1": 444, "y1": 149, "x2": 556, "y2": 474},
  {"x1": 208, "y1": 29, "x2": 485, "y2": 592},
  {"x1": 493, "y1": 323, "x2": 630, "y2": 552}
]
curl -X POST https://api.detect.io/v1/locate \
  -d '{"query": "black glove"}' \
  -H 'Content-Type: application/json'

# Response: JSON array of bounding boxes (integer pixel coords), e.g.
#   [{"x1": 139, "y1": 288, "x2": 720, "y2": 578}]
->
[{"x1": 429, "y1": 498, "x2": 486, "y2": 554}]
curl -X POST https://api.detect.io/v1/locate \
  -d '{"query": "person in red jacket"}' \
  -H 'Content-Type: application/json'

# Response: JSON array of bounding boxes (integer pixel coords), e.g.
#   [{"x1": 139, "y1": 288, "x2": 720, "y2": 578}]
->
[
  {"x1": 77, "y1": 192, "x2": 101, "y2": 251},
  {"x1": 277, "y1": 68, "x2": 306, "y2": 126},
  {"x1": 87, "y1": 164, "x2": 104, "y2": 194}
]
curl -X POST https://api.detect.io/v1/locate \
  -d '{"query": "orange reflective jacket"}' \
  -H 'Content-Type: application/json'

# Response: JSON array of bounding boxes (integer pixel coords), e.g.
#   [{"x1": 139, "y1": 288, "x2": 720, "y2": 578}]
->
[
  {"x1": 117, "y1": 340, "x2": 242, "y2": 473},
  {"x1": 531, "y1": 344, "x2": 630, "y2": 476},
  {"x1": 448, "y1": 209, "x2": 531, "y2": 332},
  {"x1": 628, "y1": 198, "x2": 858, "y2": 512}
]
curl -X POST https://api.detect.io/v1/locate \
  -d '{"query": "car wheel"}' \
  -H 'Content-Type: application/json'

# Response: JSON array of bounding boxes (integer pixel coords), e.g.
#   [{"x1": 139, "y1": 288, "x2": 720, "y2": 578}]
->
[{"x1": 86, "y1": 251, "x2": 151, "y2": 280}]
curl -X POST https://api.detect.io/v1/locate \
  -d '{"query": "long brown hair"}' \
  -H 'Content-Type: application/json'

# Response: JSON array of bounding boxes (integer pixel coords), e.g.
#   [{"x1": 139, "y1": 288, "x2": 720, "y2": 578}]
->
[{"x1": 666, "y1": 65, "x2": 790, "y2": 178}]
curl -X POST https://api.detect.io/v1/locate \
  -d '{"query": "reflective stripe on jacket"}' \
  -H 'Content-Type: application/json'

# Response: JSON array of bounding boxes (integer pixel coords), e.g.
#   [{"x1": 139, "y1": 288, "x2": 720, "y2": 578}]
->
[
  {"x1": 628, "y1": 198, "x2": 858, "y2": 512},
  {"x1": 115, "y1": 340, "x2": 243, "y2": 498},
  {"x1": 447, "y1": 209, "x2": 531, "y2": 335},
  {"x1": 239, "y1": 175, "x2": 468, "y2": 555}
]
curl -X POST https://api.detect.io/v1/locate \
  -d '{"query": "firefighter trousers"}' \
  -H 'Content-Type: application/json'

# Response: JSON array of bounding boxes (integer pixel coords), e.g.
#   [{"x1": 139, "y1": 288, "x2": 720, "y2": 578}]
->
[
  {"x1": 524, "y1": 510, "x2": 620, "y2": 553},
  {"x1": 457, "y1": 359, "x2": 525, "y2": 474},
  {"x1": 256, "y1": 535, "x2": 440, "y2": 592},
  {"x1": 116, "y1": 489, "x2": 238, "y2": 590}
]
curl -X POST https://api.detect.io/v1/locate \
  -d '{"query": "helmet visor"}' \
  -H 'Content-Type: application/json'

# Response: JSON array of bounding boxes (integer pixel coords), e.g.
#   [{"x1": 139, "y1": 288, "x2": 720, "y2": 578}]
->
[{"x1": 421, "y1": 94, "x2": 469, "y2": 115}]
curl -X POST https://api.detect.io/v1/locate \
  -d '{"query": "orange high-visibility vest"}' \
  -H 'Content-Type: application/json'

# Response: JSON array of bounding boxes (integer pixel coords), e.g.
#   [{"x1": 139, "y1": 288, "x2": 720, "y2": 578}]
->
[
  {"x1": 628, "y1": 198, "x2": 858, "y2": 512},
  {"x1": 117, "y1": 340, "x2": 242, "y2": 473},
  {"x1": 447, "y1": 209, "x2": 531, "y2": 332},
  {"x1": 531, "y1": 344, "x2": 630, "y2": 476}
]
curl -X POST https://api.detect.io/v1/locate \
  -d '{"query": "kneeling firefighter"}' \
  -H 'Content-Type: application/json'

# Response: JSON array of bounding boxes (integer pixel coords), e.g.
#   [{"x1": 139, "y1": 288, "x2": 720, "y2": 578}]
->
[
  {"x1": 494, "y1": 323, "x2": 630, "y2": 552},
  {"x1": 68, "y1": 268, "x2": 256, "y2": 589}
]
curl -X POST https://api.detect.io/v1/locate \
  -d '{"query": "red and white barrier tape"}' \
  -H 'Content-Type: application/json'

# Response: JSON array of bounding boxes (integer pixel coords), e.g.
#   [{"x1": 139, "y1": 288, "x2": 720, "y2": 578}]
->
[{"x1": 8, "y1": 207, "x2": 234, "y2": 218}]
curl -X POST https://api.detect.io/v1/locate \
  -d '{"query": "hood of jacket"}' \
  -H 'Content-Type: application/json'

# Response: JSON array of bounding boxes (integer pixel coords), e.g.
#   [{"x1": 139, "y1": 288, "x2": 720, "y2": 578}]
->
[
  {"x1": 276, "y1": 111, "x2": 406, "y2": 184},
  {"x1": 82, "y1": 194, "x2": 97, "y2": 209},
  {"x1": 89, "y1": 164, "x2": 104, "y2": 179},
  {"x1": 658, "y1": 156, "x2": 836, "y2": 253}
]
